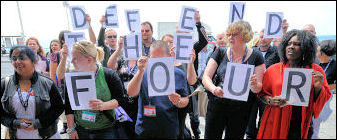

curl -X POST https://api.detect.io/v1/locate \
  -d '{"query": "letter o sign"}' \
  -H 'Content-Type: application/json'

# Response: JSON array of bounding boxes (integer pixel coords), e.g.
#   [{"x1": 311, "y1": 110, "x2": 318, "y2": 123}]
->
[{"x1": 150, "y1": 62, "x2": 170, "y2": 92}]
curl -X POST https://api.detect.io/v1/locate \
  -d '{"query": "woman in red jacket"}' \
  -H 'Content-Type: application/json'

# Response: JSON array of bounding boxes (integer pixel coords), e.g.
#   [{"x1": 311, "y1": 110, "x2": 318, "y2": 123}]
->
[{"x1": 257, "y1": 29, "x2": 331, "y2": 139}]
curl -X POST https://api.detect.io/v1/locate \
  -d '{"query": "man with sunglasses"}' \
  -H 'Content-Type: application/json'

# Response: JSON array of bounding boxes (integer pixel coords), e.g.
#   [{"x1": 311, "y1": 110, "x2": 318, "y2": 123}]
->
[
  {"x1": 141, "y1": 21, "x2": 156, "y2": 56},
  {"x1": 97, "y1": 15, "x2": 121, "y2": 67}
]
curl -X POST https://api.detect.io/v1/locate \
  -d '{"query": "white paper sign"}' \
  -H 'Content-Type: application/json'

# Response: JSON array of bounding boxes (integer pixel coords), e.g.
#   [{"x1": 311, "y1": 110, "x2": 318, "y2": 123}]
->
[
  {"x1": 104, "y1": 4, "x2": 119, "y2": 28},
  {"x1": 281, "y1": 68, "x2": 313, "y2": 106},
  {"x1": 125, "y1": 9, "x2": 141, "y2": 33},
  {"x1": 64, "y1": 32, "x2": 86, "y2": 61},
  {"x1": 147, "y1": 57, "x2": 175, "y2": 97},
  {"x1": 264, "y1": 12, "x2": 284, "y2": 38},
  {"x1": 123, "y1": 32, "x2": 142, "y2": 60},
  {"x1": 228, "y1": 2, "x2": 246, "y2": 25},
  {"x1": 69, "y1": 6, "x2": 89, "y2": 30},
  {"x1": 178, "y1": 6, "x2": 196, "y2": 32},
  {"x1": 65, "y1": 72, "x2": 96, "y2": 110},
  {"x1": 173, "y1": 33, "x2": 194, "y2": 63},
  {"x1": 223, "y1": 62, "x2": 254, "y2": 101}
]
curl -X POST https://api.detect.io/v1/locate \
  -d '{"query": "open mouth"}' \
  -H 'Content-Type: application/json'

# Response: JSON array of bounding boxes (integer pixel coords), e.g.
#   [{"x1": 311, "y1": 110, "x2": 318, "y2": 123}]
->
[
  {"x1": 16, "y1": 65, "x2": 24, "y2": 70},
  {"x1": 287, "y1": 50, "x2": 294, "y2": 55}
]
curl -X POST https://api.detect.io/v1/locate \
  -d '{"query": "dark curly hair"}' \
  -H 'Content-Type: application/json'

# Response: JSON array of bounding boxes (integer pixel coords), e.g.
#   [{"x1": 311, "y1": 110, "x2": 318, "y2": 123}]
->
[
  {"x1": 319, "y1": 40, "x2": 336, "y2": 56},
  {"x1": 278, "y1": 29, "x2": 318, "y2": 67},
  {"x1": 9, "y1": 45, "x2": 37, "y2": 63}
]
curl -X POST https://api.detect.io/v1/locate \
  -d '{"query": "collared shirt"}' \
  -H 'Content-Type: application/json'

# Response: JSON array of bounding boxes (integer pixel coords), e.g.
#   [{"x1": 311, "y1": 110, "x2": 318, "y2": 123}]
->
[
  {"x1": 197, "y1": 48, "x2": 208, "y2": 78},
  {"x1": 107, "y1": 44, "x2": 116, "y2": 56}
]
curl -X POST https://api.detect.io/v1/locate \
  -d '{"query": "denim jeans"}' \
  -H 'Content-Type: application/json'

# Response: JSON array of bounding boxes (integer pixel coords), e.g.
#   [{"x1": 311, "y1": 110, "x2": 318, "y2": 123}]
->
[
  {"x1": 76, "y1": 125, "x2": 119, "y2": 139},
  {"x1": 189, "y1": 94, "x2": 201, "y2": 138}
]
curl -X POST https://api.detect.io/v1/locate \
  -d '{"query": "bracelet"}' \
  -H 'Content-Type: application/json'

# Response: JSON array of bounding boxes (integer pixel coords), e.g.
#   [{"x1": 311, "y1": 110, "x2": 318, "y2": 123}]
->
[
  {"x1": 66, "y1": 124, "x2": 76, "y2": 135},
  {"x1": 176, "y1": 100, "x2": 182, "y2": 107}
]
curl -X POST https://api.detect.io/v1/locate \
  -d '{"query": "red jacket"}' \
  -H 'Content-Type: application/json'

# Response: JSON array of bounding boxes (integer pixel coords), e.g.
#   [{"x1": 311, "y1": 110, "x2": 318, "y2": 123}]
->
[{"x1": 257, "y1": 62, "x2": 331, "y2": 139}]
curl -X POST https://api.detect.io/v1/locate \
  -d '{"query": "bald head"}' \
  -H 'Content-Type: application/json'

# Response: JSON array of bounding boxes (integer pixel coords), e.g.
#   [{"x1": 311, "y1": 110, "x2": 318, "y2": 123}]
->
[
  {"x1": 303, "y1": 24, "x2": 316, "y2": 35},
  {"x1": 216, "y1": 32, "x2": 227, "y2": 47}
]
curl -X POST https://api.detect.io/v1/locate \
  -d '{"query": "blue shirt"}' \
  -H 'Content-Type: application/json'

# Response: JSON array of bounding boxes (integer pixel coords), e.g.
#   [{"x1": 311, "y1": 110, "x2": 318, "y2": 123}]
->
[
  {"x1": 142, "y1": 38, "x2": 156, "y2": 56},
  {"x1": 135, "y1": 67, "x2": 188, "y2": 138}
]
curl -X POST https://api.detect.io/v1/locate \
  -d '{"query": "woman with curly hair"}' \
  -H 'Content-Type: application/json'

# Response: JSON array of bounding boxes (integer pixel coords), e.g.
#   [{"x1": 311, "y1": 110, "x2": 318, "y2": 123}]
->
[
  {"x1": 202, "y1": 20, "x2": 265, "y2": 139},
  {"x1": 257, "y1": 30, "x2": 331, "y2": 139}
]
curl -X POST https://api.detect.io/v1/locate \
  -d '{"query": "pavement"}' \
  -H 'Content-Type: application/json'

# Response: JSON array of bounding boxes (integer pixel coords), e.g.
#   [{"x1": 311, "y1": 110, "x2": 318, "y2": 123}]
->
[{"x1": 1, "y1": 54, "x2": 336, "y2": 139}]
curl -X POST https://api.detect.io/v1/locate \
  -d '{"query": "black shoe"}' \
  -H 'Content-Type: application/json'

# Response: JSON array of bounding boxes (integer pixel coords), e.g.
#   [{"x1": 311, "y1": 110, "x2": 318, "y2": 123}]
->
[{"x1": 60, "y1": 123, "x2": 67, "y2": 134}]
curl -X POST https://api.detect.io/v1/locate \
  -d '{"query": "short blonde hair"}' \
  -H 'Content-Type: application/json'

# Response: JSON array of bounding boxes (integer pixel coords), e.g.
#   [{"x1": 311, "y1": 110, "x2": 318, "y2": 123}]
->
[
  {"x1": 72, "y1": 40, "x2": 104, "y2": 63},
  {"x1": 225, "y1": 20, "x2": 254, "y2": 43}
]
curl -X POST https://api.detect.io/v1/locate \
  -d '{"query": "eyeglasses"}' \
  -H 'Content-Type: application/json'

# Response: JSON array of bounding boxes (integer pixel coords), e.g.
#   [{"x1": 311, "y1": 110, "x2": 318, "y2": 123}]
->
[
  {"x1": 107, "y1": 35, "x2": 117, "y2": 39},
  {"x1": 226, "y1": 33, "x2": 239, "y2": 37},
  {"x1": 287, "y1": 41, "x2": 301, "y2": 46},
  {"x1": 11, "y1": 55, "x2": 26, "y2": 62},
  {"x1": 141, "y1": 29, "x2": 151, "y2": 33}
]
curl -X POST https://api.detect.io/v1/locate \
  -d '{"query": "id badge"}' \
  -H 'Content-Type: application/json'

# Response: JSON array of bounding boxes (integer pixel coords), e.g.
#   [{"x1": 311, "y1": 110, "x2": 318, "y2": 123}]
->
[
  {"x1": 82, "y1": 111, "x2": 96, "y2": 123},
  {"x1": 144, "y1": 105, "x2": 156, "y2": 117}
]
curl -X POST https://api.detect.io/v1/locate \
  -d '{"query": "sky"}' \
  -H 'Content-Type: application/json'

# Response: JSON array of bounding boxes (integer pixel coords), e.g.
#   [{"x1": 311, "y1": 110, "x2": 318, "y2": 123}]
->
[{"x1": 1, "y1": 1, "x2": 336, "y2": 48}]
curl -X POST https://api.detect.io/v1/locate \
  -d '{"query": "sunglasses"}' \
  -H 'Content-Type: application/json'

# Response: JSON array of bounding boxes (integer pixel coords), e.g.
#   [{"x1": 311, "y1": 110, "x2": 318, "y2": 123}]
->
[
  {"x1": 287, "y1": 41, "x2": 301, "y2": 46},
  {"x1": 11, "y1": 55, "x2": 26, "y2": 62},
  {"x1": 107, "y1": 35, "x2": 117, "y2": 39},
  {"x1": 226, "y1": 33, "x2": 239, "y2": 37}
]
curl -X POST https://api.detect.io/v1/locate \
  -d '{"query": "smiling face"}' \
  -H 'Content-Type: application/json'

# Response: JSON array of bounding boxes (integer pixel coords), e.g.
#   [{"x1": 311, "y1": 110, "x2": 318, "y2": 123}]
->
[
  {"x1": 11, "y1": 49, "x2": 35, "y2": 76},
  {"x1": 216, "y1": 33, "x2": 227, "y2": 47},
  {"x1": 285, "y1": 35, "x2": 302, "y2": 62}
]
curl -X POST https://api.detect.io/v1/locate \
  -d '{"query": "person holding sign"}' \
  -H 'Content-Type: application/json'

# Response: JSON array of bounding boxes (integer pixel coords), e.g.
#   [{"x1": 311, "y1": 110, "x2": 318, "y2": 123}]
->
[
  {"x1": 257, "y1": 30, "x2": 331, "y2": 139},
  {"x1": 1, "y1": 46, "x2": 64, "y2": 139},
  {"x1": 202, "y1": 20, "x2": 265, "y2": 139},
  {"x1": 63, "y1": 40, "x2": 126, "y2": 139},
  {"x1": 97, "y1": 15, "x2": 122, "y2": 67},
  {"x1": 127, "y1": 40, "x2": 189, "y2": 139}
]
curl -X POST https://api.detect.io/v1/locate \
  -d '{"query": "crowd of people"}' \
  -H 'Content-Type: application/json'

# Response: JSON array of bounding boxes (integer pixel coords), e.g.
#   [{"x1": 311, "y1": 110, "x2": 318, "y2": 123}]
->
[{"x1": 1, "y1": 8, "x2": 336, "y2": 139}]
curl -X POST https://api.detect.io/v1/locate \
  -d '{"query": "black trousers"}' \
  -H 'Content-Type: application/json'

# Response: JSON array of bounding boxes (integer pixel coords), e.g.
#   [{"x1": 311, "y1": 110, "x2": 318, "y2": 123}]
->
[
  {"x1": 205, "y1": 98, "x2": 253, "y2": 139},
  {"x1": 245, "y1": 95, "x2": 266, "y2": 139}
]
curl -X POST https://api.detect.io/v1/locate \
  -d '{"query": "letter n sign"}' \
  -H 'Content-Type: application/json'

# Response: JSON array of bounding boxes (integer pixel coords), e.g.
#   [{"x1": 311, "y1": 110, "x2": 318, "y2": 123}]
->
[
  {"x1": 147, "y1": 57, "x2": 175, "y2": 97},
  {"x1": 281, "y1": 68, "x2": 312, "y2": 106},
  {"x1": 223, "y1": 62, "x2": 254, "y2": 101}
]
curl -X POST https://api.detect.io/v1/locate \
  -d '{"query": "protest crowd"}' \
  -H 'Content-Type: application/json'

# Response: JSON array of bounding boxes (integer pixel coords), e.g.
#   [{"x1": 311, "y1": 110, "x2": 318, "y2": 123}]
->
[{"x1": 1, "y1": 2, "x2": 336, "y2": 139}]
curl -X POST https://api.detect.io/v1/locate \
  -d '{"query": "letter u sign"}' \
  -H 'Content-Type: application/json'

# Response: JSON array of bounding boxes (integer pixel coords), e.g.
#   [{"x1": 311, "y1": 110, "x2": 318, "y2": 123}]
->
[{"x1": 223, "y1": 62, "x2": 255, "y2": 101}]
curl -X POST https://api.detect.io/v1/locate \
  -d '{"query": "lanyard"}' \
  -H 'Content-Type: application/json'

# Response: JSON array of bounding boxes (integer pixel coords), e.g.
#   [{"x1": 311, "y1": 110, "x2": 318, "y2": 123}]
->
[
  {"x1": 128, "y1": 63, "x2": 137, "y2": 77},
  {"x1": 94, "y1": 64, "x2": 100, "y2": 78},
  {"x1": 323, "y1": 59, "x2": 332, "y2": 73},
  {"x1": 17, "y1": 87, "x2": 33, "y2": 111},
  {"x1": 230, "y1": 47, "x2": 248, "y2": 63}
]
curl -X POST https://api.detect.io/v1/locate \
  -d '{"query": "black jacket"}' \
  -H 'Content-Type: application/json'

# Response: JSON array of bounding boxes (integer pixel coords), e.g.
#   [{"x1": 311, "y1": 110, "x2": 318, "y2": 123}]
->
[
  {"x1": 253, "y1": 45, "x2": 280, "y2": 69},
  {"x1": 193, "y1": 22, "x2": 209, "y2": 76},
  {"x1": 1, "y1": 71, "x2": 64, "y2": 139}
]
